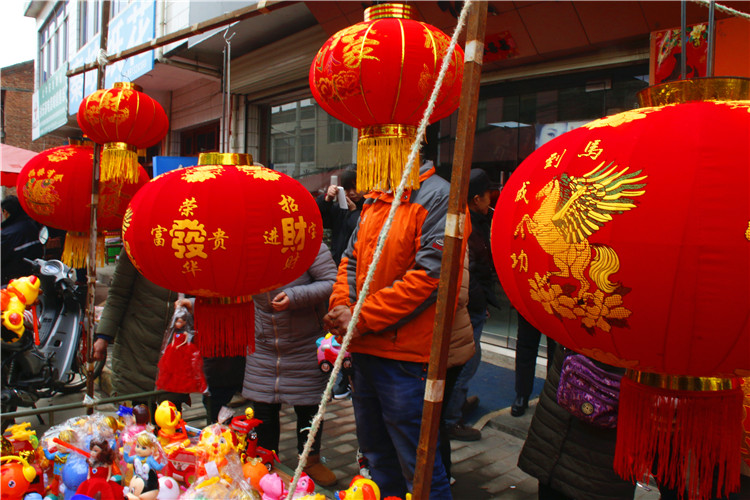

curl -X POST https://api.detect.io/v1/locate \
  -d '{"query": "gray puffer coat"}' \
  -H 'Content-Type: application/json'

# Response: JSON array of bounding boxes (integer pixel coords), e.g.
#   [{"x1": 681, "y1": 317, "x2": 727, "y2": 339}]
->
[{"x1": 242, "y1": 243, "x2": 336, "y2": 406}]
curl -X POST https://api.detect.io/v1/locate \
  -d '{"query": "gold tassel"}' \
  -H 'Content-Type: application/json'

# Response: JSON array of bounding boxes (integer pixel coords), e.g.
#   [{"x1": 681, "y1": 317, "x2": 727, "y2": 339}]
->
[
  {"x1": 101, "y1": 143, "x2": 140, "y2": 184},
  {"x1": 61, "y1": 232, "x2": 106, "y2": 268},
  {"x1": 357, "y1": 125, "x2": 421, "y2": 192}
]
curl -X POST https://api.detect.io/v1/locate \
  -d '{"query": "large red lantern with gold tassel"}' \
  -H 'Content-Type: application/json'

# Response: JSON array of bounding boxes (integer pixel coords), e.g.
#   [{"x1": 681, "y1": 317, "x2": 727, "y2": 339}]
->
[
  {"x1": 77, "y1": 82, "x2": 168, "y2": 184},
  {"x1": 309, "y1": 2, "x2": 463, "y2": 192},
  {"x1": 121, "y1": 153, "x2": 323, "y2": 357},
  {"x1": 491, "y1": 94, "x2": 750, "y2": 499},
  {"x1": 16, "y1": 144, "x2": 148, "y2": 267}
]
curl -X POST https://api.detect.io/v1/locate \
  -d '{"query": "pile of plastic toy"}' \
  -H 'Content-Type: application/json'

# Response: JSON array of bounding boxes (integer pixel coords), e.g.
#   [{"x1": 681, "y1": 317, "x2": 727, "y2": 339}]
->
[{"x1": 0, "y1": 402, "x2": 409, "y2": 500}]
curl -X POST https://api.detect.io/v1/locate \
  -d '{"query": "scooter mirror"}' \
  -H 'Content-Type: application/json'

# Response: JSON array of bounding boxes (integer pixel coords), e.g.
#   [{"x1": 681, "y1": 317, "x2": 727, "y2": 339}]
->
[{"x1": 38, "y1": 226, "x2": 48, "y2": 245}]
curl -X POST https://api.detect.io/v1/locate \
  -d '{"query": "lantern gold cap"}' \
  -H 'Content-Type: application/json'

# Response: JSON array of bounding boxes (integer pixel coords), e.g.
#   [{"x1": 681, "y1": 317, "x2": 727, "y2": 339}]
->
[
  {"x1": 364, "y1": 3, "x2": 416, "y2": 21},
  {"x1": 198, "y1": 152, "x2": 254, "y2": 166},
  {"x1": 113, "y1": 82, "x2": 143, "y2": 92},
  {"x1": 637, "y1": 76, "x2": 750, "y2": 106}
]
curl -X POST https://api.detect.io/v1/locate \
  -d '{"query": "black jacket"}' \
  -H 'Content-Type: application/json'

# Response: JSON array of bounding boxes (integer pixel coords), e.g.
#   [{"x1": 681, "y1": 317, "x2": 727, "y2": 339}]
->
[
  {"x1": 467, "y1": 208, "x2": 499, "y2": 314},
  {"x1": 517, "y1": 348, "x2": 634, "y2": 500},
  {"x1": 316, "y1": 193, "x2": 363, "y2": 265}
]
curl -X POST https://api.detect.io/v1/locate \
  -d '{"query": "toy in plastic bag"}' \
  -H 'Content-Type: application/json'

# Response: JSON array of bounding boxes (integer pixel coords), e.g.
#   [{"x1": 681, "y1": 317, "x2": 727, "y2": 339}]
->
[
  {"x1": 123, "y1": 431, "x2": 168, "y2": 499},
  {"x1": 156, "y1": 305, "x2": 207, "y2": 394}
]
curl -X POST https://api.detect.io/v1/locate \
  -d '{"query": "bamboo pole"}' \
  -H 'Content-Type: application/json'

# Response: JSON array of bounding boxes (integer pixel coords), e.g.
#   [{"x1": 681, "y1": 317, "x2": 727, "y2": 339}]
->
[
  {"x1": 412, "y1": 2, "x2": 487, "y2": 498},
  {"x1": 85, "y1": 0, "x2": 111, "y2": 412},
  {"x1": 66, "y1": 0, "x2": 291, "y2": 78}
]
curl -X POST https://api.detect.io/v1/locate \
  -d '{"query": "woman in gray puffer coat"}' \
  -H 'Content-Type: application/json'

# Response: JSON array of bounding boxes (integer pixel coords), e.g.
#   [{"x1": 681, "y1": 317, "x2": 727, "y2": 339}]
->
[{"x1": 242, "y1": 242, "x2": 337, "y2": 486}]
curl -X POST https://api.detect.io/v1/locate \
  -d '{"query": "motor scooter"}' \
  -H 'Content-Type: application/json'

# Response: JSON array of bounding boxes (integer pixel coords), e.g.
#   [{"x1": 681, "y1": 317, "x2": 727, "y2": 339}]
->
[{"x1": 1, "y1": 258, "x2": 104, "y2": 429}]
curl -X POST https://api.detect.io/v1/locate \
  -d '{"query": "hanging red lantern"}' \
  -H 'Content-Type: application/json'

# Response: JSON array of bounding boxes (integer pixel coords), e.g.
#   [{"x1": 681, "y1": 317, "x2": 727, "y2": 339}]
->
[
  {"x1": 77, "y1": 82, "x2": 168, "y2": 184},
  {"x1": 16, "y1": 144, "x2": 148, "y2": 267},
  {"x1": 491, "y1": 99, "x2": 750, "y2": 499},
  {"x1": 309, "y1": 2, "x2": 463, "y2": 192},
  {"x1": 121, "y1": 153, "x2": 323, "y2": 357}
]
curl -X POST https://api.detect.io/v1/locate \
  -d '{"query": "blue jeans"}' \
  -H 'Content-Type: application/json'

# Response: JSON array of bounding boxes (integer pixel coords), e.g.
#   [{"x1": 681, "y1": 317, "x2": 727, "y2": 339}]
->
[
  {"x1": 443, "y1": 311, "x2": 485, "y2": 426},
  {"x1": 351, "y1": 352, "x2": 452, "y2": 499}
]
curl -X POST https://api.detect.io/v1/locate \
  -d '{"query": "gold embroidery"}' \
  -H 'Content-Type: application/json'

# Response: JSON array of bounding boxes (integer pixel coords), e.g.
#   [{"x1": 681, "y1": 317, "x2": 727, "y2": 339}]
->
[
  {"x1": 511, "y1": 250, "x2": 528, "y2": 272},
  {"x1": 181, "y1": 166, "x2": 224, "y2": 183},
  {"x1": 151, "y1": 225, "x2": 168, "y2": 247},
  {"x1": 182, "y1": 260, "x2": 202, "y2": 277},
  {"x1": 208, "y1": 229, "x2": 228, "y2": 250},
  {"x1": 577, "y1": 140, "x2": 603, "y2": 160},
  {"x1": 47, "y1": 150, "x2": 76, "y2": 162},
  {"x1": 515, "y1": 181, "x2": 530, "y2": 204},
  {"x1": 545, "y1": 150, "x2": 566, "y2": 169},
  {"x1": 279, "y1": 195, "x2": 298, "y2": 214},
  {"x1": 515, "y1": 162, "x2": 646, "y2": 333},
  {"x1": 169, "y1": 220, "x2": 208, "y2": 259},
  {"x1": 180, "y1": 198, "x2": 199, "y2": 217},
  {"x1": 122, "y1": 208, "x2": 133, "y2": 233},
  {"x1": 236, "y1": 165, "x2": 281, "y2": 181},
  {"x1": 746, "y1": 221, "x2": 750, "y2": 241},
  {"x1": 583, "y1": 108, "x2": 659, "y2": 129}
]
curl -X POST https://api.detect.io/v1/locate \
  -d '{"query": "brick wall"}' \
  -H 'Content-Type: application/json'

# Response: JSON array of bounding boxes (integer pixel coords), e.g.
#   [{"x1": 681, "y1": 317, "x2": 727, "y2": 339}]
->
[{"x1": 1, "y1": 60, "x2": 66, "y2": 152}]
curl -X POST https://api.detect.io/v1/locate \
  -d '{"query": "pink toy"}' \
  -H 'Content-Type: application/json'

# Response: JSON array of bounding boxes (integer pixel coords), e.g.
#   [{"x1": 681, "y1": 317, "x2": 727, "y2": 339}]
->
[
  {"x1": 316, "y1": 333, "x2": 352, "y2": 374},
  {"x1": 259, "y1": 472, "x2": 287, "y2": 500},
  {"x1": 292, "y1": 472, "x2": 315, "y2": 498}
]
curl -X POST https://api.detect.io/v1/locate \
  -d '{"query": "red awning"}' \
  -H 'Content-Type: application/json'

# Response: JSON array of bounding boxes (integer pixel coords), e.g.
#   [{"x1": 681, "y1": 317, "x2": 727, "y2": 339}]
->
[{"x1": 1, "y1": 144, "x2": 38, "y2": 187}]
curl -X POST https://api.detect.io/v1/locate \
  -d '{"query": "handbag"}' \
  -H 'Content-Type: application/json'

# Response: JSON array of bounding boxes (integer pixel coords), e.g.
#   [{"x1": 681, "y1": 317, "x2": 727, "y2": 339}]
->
[{"x1": 556, "y1": 353, "x2": 622, "y2": 429}]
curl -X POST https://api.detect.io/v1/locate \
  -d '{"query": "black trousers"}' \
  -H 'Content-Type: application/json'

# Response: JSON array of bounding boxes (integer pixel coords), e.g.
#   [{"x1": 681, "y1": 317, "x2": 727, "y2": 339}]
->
[
  {"x1": 251, "y1": 401, "x2": 322, "y2": 456},
  {"x1": 515, "y1": 314, "x2": 556, "y2": 398}
]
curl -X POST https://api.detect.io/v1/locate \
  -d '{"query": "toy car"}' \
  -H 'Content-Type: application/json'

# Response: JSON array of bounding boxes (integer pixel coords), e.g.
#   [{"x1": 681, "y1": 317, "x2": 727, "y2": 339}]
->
[{"x1": 316, "y1": 333, "x2": 352, "y2": 375}]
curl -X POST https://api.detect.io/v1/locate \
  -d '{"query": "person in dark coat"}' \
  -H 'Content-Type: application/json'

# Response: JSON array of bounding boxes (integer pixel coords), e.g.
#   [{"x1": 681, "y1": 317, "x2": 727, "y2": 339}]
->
[
  {"x1": 1, "y1": 195, "x2": 42, "y2": 285},
  {"x1": 94, "y1": 250, "x2": 183, "y2": 407},
  {"x1": 444, "y1": 169, "x2": 500, "y2": 441},
  {"x1": 315, "y1": 168, "x2": 364, "y2": 266},
  {"x1": 242, "y1": 242, "x2": 337, "y2": 486},
  {"x1": 517, "y1": 346, "x2": 634, "y2": 500}
]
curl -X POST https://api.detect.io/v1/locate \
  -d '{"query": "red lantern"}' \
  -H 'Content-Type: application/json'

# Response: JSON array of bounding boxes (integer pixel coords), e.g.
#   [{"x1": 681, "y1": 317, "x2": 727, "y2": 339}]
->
[
  {"x1": 16, "y1": 144, "x2": 148, "y2": 267},
  {"x1": 491, "y1": 100, "x2": 750, "y2": 499},
  {"x1": 121, "y1": 153, "x2": 323, "y2": 357},
  {"x1": 310, "y1": 3, "x2": 463, "y2": 192},
  {"x1": 77, "y1": 82, "x2": 168, "y2": 184}
]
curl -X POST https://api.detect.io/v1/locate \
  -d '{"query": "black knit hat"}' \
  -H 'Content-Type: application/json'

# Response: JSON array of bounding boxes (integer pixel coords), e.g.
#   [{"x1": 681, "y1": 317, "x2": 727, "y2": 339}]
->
[{"x1": 467, "y1": 169, "x2": 490, "y2": 201}]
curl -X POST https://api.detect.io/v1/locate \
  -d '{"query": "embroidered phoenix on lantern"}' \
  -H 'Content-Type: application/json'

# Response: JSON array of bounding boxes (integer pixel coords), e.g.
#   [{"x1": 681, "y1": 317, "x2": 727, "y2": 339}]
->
[{"x1": 515, "y1": 162, "x2": 647, "y2": 299}]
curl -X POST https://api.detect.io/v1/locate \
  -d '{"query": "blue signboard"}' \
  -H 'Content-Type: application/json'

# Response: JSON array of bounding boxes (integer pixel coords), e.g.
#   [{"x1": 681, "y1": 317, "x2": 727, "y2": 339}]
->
[
  {"x1": 39, "y1": 65, "x2": 69, "y2": 137},
  {"x1": 68, "y1": 1, "x2": 156, "y2": 114},
  {"x1": 153, "y1": 156, "x2": 200, "y2": 177},
  {"x1": 68, "y1": 38, "x2": 100, "y2": 115},
  {"x1": 105, "y1": 0, "x2": 156, "y2": 88}
]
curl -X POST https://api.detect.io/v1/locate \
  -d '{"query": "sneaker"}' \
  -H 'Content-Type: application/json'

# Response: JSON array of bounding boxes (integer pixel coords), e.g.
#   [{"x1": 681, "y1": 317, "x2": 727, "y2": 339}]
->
[
  {"x1": 333, "y1": 377, "x2": 351, "y2": 400},
  {"x1": 447, "y1": 422, "x2": 481, "y2": 441}
]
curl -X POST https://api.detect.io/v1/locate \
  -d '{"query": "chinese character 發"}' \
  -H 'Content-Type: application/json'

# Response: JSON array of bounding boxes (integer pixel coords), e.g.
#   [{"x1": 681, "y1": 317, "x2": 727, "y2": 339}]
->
[
  {"x1": 208, "y1": 228, "x2": 228, "y2": 250},
  {"x1": 151, "y1": 225, "x2": 168, "y2": 247},
  {"x1": 577, "y1": 140, "x2": 603, "y2": 160},
  {"x1": 169, "y1": 219, "x2": 208, "y2": 259},
  {"x1": 179, "y1": 197, "x2": 199, "y2": 217},
  {"x1": 279, "y1": 195, "x2": 299, "y2": 214}
]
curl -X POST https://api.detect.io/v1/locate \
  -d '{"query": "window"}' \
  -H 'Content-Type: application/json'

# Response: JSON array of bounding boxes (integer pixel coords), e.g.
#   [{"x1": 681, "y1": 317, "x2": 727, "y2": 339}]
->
[
  {"x1": 327, "y1": 117, "x2": 353, "y2": 144},
  {"x1": 180, "y1": 121, "x2": 220, "y2": 156},
  {"x1": 39, "y1": 2, "x2": 69, "y2": 84},
  {"x1": 273, "y1": 135, "x2": 295, "y2": 164},
  {"x1": 78, "y1": 0, "x2": 100, "y2": 49}
]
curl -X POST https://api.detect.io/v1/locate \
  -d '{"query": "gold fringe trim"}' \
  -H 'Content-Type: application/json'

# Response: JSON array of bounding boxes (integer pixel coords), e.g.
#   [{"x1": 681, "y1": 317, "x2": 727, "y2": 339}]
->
[
  {"x1": 356, "y1": 136, "x2": 421, "y2": 192},
  {"x1": 61, "y1": 232, "x2": 106, "y2": 268},
  {"x1": 102, "y1": 143, "x2": 140, "y2": 184},
  {"x1": 625, "y1": 370, "x2": 738, "y2": 391}
]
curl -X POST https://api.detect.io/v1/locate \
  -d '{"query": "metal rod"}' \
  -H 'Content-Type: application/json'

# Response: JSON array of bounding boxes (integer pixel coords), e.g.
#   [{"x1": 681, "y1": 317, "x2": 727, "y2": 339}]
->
[
  {"x1": 66, "y1": 1, "x2": 292, "y2": 78},
  {"x1": 707, "y1": 0, "x2": 716, "y2": 77},
  {"x1": 1, "y1": 390, "x2": 168, "y2": 420},
  {"x1": 85, "y1": 0, "x2": 111, "y2": 414},
  {"x1": 680, "y1": 0, "x2": 687, "y2": 79},
  {"x1": 412, "y1": 2, "x2": 487, "y2": 498}
]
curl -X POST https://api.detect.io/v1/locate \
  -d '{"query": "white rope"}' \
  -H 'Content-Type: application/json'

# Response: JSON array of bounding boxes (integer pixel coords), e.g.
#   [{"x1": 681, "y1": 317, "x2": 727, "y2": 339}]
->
[
  {"x1": 286, "y1": 2, "x2": 474, "y2": 497},
  {"x1": 691, "y1": 0, "x2": 750, "y2": 20}
]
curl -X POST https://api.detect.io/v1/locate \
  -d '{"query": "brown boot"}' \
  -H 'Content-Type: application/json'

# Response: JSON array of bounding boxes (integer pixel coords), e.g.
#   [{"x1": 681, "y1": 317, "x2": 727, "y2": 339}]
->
[{"x1": 303, "y1": 453, "x2": 337, "y2": 487}]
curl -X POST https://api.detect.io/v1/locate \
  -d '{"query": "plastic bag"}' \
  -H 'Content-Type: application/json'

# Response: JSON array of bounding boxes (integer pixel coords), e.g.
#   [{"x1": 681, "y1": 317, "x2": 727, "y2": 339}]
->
[{"x1": 156, "y1": 305, "x2": 207, "y2": 393}]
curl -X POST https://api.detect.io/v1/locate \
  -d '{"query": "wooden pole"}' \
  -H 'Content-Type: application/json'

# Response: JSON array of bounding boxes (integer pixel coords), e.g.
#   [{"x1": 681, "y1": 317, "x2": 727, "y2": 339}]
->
[
  {"x1": 66, "y1": 0, "x2": 291, "y2": 78},
  {"x1": 85, "y1": 0, "x2": 111, "y2": 411},
  {"x1": 412, "y1": 2, "x2": 487, "y2": 498}
]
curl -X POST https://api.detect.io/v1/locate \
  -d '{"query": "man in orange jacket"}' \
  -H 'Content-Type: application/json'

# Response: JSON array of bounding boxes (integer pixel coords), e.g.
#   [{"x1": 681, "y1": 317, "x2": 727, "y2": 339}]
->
[{"x1": 324, "y1": 160, "x2": 456, "y2": 499}]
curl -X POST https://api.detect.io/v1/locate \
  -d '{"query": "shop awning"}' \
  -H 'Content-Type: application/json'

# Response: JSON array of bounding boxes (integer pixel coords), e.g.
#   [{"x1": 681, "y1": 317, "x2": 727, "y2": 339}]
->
[{"x1": 1, "y1": 144, "x2": 37, "y2": 187}]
